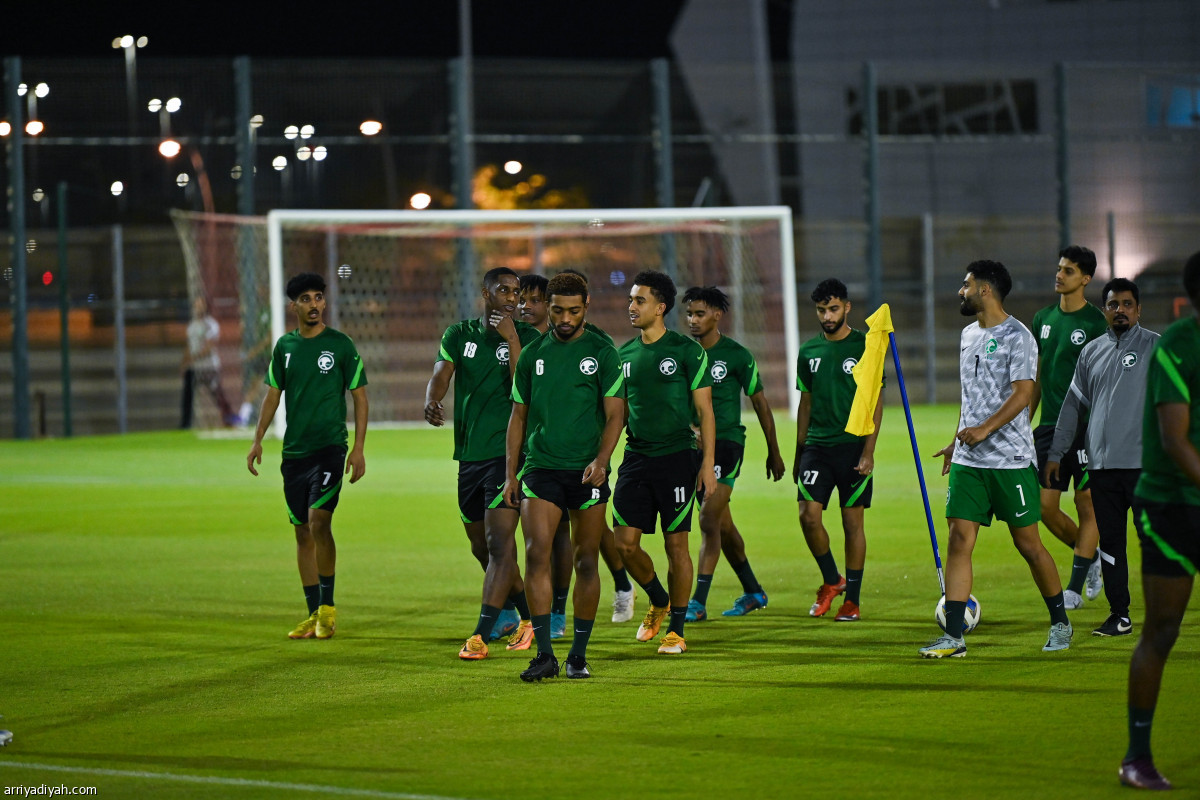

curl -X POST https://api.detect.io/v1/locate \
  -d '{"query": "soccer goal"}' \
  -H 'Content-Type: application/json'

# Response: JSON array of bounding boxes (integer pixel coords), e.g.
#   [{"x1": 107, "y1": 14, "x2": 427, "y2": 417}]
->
[{"x1": 175, "y1": 207, "x2": 799, "y2": 435}]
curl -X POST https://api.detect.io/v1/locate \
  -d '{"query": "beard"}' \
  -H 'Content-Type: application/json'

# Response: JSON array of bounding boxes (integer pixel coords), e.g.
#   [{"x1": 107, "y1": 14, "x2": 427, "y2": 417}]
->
[
  {"x1": 959, "y1": 297, "x2": 979, "y2": 317},
  {"x1": 820, "y1": 317, "x2": 845, "y2": 334}
]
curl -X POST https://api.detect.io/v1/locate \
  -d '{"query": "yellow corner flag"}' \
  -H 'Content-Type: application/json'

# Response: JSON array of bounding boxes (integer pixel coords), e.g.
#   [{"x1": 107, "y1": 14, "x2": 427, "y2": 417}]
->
[{"x1": 844, "y1": 303, "x2": 893, "y2": 437}]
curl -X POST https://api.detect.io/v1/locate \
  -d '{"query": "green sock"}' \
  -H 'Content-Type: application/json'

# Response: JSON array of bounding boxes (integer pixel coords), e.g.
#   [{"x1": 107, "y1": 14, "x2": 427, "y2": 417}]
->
[
  {"x1": 473, "y1": 604, "x2": 501, "y2": 638},
  {"x1": 639, "y1": 574, "x2": 670, "y2": 608},
  {"x1": 531, "y1": 613, "x2": 554, "y2": 656},
  {"x1": 317, "y1": 574, "x2": 335, "y2": 607},
  {"x1": 1066, "y1": 554, "x2": 1091, "y2": 594},
  {"x1": 552, "y1": 587, "x2": 569, "y2": 615},
  {"x1": 510, "y1": 590, "x2": 531, "y2": 620},
  {"x1": 845, "y1": 568, "x2": 864, "y2": 604},
  {"x1": 303, "y1": 584, "x2": 320, "y2": 615},
  {"x1": 1126, "y1": 705, "x2": 1155, "y2": 761},
  {"x1": 692, "y1": 574, "x2": 713, "y2": 606},
  {"x1": 568, "y1": 618, "x2": 594, "y2": 659},
  {"x1": 1044, "y1": 592, "x2": 1070, "y2": 626},
  {"x1": 731, "y1": 558, "x2": 762, "y2": 594},
  {"x1": 814, "y1": 550, "x2": 840, "y2": 586}
]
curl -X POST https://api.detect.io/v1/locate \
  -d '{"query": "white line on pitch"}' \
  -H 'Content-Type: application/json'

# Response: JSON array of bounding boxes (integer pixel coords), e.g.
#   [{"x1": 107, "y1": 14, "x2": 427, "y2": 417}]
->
[{"x1": 0, "y1": 761, "x2": 473, "y2": 800}]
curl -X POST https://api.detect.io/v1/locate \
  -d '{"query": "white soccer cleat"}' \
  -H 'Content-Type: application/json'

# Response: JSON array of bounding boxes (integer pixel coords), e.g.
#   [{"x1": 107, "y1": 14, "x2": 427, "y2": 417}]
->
[
  {"x1": 611, "y1": 587, "x2": 636, "y2": 623},
  {"x1": 1063, "y1": 589, "x2": 1083, "y2": 610},
  {"x1": 1085, "y1": 555, "x2": 1104, "y2": 601},
  {"x1": 0, "y1": 730, "x2": 12, "y2": 747}
]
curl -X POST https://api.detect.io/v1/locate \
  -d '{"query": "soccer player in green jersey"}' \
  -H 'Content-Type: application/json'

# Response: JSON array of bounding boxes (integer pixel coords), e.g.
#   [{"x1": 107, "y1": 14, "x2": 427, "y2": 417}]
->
[
  {"x1": 681, "y1": 286, "x2": 785, "y2": 622},
  {"x1": 1119, "y1": 252, "x2": 1200, "y2": 791},
  {"x1": 518, "y1": 273, "x2": 636, "y2": 633},
  {"x1": 794, "y1": 279, "x2": 883, "y2": 621},
  {"x1": 922, "y1": 260, "x2": 1072, "y2": 658},
  {"x1": 1030, "y1": 246, "x2": 1107, "y2": 609},
  {"x1": 246, "y1": 273, "x2": 368, "y2": 641},
  {"x1": 425, "y1": 267, "x2": 542, "y2": 660},
  {"x1": 503, "y1": 272, "x2": 626, "y2": 680},
  {"x1": 613, "y1": 270, "x2": 717, "y2": 655}
]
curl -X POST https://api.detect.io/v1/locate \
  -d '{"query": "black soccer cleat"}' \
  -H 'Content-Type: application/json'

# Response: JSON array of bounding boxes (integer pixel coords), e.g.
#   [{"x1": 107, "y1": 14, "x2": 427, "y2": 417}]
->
[
  {"x1": 1092, "y1": 613, "x2": 1133, "y2": 637},
  {"x1": 520, "y1": 652, "x2": 560, "y2": 682},
  {"x1": 565, "y1": 654, "x2": 591, "y2": 679}
]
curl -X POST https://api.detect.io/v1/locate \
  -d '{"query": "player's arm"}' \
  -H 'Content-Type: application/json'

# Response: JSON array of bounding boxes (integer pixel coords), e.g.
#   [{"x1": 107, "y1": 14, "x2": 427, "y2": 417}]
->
[
  {"x1": 1159, "y1": 403, "x2": 1200, "y2": 489},
  {"x1": 246, "y1": 386, "x2": 283, "y2": 476},
  {"x1": 345, "y1": 385, "x2": 368, "y2": 483},
  {"x1": 792, "y1": 391, "x2": 812, "y2": 484},
  {"x1": 583, "y1": 396, "x2": 625, "y2": 487},
  {"x1": 855, "y1": 391, "x2": 884, "y2": 476},
  {"x1": 693, "y1": 385, "x2": 718, "y2": 496},
  {"x1": 1045, "y1": 386, "x2": 1085, "y2": 486},
  {"x1": 749, "y1": 390, "x2": 785, "y2": 481},
  {"x1": 1029, "y1": 356, "x2": 1043, "y2": 421},
  {"x1": 493, "y1": 314, "x2": 523, "y2": 378},
  {"x1": 956, "y1": 379, "x2": 1035, "y2": 447},
  {"x1": 424, "y1": 360, "x2": 454, "y2": 427},
  {"x1": 503, "y1": 401, "x2": 529, "y2": 506},
  {"x1": 932, "y1": 407, "x2": 964, "y2": 477}
]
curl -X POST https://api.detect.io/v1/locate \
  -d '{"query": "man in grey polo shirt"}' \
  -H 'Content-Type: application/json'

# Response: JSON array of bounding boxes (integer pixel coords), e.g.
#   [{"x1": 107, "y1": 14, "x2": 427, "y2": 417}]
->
[{"x1": 1046, "y1": 277, "x2": 1159, "y2": 637}]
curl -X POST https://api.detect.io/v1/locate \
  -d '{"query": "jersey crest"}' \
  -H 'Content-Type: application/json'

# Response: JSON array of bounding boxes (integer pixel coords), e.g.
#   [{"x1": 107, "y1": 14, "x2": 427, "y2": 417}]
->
[
  {"x1": 1070, "y1": 328, "x2": 1086, "y2": 345},
  {"x1": 841, "y1": 357, "x2": 857, "y2": 374},
  {"x1": 659, "y1": 357, "x2": 678, "y2": 376},
  {"x1": 496, "y1": 343, "x2": 510, "y2": 363},
  {"x1": 1121, "y1": 351, "x2": 1138, "y2": 368},
  {"x1": 317, "y1": 351, "x2": 335, "y2": 372},
  {"x1": 710, "y1": 360, "x2": 728, "y2": 381},
  {"x1": 579, "y1": 356, "x2": 598, "y2": 375}
]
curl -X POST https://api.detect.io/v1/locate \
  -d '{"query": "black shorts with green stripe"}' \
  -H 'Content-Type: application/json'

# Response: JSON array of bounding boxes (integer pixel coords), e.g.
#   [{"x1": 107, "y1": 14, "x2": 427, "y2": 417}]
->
[
  {"x1": 796, "y1": 441, "x2": 873, "y2": 508},
  {"x1": 613, "y1": 449, "x2": 700, "y2": 535},
  {"x1": 1133, "y1": 499, "x2": 1200, "y2": 578},
  {"x1": 714, "y1": 439, "x2": 745, "y2": 489},
  {"x1": 1034, "y1": 425, "x2": 1089, "y2": 492},
  {"x1": 522, "y1": 467, "x2": 610, "y2": 512},
  {"x1": 457, "y1": 456, "x2": 519, "y2": 524},
  {"x1": 281, "y1": 444, "x2": 347, "y2": 525}
]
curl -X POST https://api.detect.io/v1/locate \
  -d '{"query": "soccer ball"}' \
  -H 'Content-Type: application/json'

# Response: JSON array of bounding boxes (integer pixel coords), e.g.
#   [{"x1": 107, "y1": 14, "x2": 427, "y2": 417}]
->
[{"x1": 935, "y1": 594, "x2": 981, "y2": 635}]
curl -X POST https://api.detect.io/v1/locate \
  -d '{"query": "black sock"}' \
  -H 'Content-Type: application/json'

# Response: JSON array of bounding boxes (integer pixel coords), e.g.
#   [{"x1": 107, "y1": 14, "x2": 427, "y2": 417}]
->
[
  {"x1": 552, "y1": 587, "x2": 569, "y2": 615},
  {"x1": 1066, "y1": 554, "x2": 1090, "y2": 594},
  {"x1": 845, "y1": 568, "x2": 864, "y2": 605},
  {"x1": 503, "y1": 598, "x2": 516, "y2": 611},
  {"x1": 568, "y1": 617, "x2": 594, "y2": 659},
  {"x1": 639, "y1": 574, "x2": 671, "y2": 608},
  {"x1": 510, "y1": 590, "x2": 531, "y2": 620},
  {"x1": 943, "y1": 600, "x2": 967, "y2": 639},
  {"x1": 610, "y1": 567, "x2": 633, "y2": 593},
  {"x1": 303, "y1": 584, "x2": 320, "y2": 615},
  {"x1": 1044, "y1": 591, "x2": 1070, "y2": 626},
  {"x1": 815, "y1": 550, "x2": 840, "y2": 586},
  {"x1": 531, "y1": 613, "x2": 554, "y2": 657},
  {"x1": 318, "y1": 574, "x2": 335, "y2": 607},
  {"x1": 473, "y1": 604, "x2": 502, "y2": 638},
  {"x1": 1126, "y1": 705, "x2": 1155, "y2": 761},
  {"x1": 668, "y1": 605, "x2": 687, "y2": 637},
  {"x1": 692, "y1": 574, "x2": 713, "y2": 606},
  {"x1": 731, "y1": 558, "x2": 762, "y2": 594}
]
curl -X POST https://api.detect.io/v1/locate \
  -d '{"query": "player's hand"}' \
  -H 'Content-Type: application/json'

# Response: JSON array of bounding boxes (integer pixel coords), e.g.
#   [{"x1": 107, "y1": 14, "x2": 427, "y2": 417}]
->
[
  {"x1": 766, "y1": 452, "x2": 786, "y2": 482},
  {"x1": 698, "y1": 464, "x2": 717, "y2": 498},
  {"x1": 502, "y1": 476, "x2": 521, "y2": 508},
  {"x1": 1044, "y1": 461, "x2": 1060, "y2": 487},
  {"x1": 247, "y1": 442, "x2": 262, "y2": 476},
  {"x1": 956, "y1": 425, "x2": 990, "y2": 447},
  {"x1": 792, "y1": 446, "x2": 805, "y2": 484},
  {"x1": 932, "y1": 442, "x2": 955, "y2": 476},
  {"x1": 855, "y1": 451, "x2": 875, "y2": 476},
  {"x1": 491, "y1": 312, "x2": 517, "y2": 341},
  {"x1": 346, "y1": 447, "x2": 366, "y2": 484},
  {"x1": 582, "y1": 460, "x2": 607, "y2": 487},
  {"x1": 424, "y1": 400, "x2": 444, "y2": 427}
]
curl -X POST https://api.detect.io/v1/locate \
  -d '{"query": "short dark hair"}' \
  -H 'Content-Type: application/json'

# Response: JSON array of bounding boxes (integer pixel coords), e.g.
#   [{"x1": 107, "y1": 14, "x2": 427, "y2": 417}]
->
[
  {"x1": 519, "y1": 274, "x2": 548, "y2": 296},
  {"x1": 811, "y1": 278, "x2": 848, "y2": 305},
  {"x1": 966, "y1": 259, "x2": 1013, "y2": 301},
  {"x1": 1101, "y1": 277, "x2": 1139, "y2": 306},
  {"x1": 286, "y1": 272, "x2": 325, "y2": 300},
  {"x1": 558, "y1": 268, "x2": 589, "y2": 285},
  {"x1": 546, "y1": 272, "x2": 589, "y2": 302},
  {"x1": 1184, "y1": 250, "x2": 1200, "y2": 302},
  {"x1": 482, "y1": 267, "x2": 518, "y2": 287},
  {"x1": 632, "y1": 270, "x2": 677, "y2": 315},
  {"x1": 1059, "y1": 245, "x2": 1097, "y2": 278},
  {"x1": 682, "y1": 285, "x2": 729, "y2": 312}
]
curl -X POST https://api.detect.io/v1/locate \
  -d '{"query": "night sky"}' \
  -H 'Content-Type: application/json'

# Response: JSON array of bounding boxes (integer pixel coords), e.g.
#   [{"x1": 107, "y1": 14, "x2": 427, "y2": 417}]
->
[{"x1": 2, "y1": 2, "x2": 690, "y2": 59}]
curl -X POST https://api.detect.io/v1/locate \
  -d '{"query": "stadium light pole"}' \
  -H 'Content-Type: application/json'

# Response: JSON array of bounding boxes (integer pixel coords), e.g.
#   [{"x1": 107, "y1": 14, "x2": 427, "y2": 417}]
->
[{"x1": 6, "y1": 56, "x2": 32, "y2": 438}]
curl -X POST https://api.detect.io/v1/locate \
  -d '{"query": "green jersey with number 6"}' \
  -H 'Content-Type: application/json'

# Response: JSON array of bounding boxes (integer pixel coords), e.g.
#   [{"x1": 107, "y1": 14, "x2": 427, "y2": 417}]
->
[
  {"x1": 437, "y1": 319, "x2": 541, "y2": 462},
  {"x1": 703, "y1": 335, "x2": 763, "y2": 447},
  {"x1": 266, "y1": 326, "x2": 368, "y2": 460},
  {"x1": 512, "y1": 328, "x2": 624, "y2": 471},
  {"x1": 796, "y1": 329, "x2": 867, "y2": 447},
  {"x1": 619, "y1": 329, "x2": 712, "y2": 457}
]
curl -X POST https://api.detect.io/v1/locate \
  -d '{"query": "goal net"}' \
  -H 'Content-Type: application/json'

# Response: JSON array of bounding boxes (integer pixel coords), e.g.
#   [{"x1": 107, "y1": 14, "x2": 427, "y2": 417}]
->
[{"x1": 174, "y1": 208, "x2": 798, "y2": 435}]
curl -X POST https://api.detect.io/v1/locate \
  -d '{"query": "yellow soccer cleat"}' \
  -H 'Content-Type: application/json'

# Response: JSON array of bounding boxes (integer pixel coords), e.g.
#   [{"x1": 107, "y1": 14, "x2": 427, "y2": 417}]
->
[
  {"x1": 506, "y1": 620, "x2": 535, "y2": 651},
  {"x1": 657, "y1": 631, "x2": 687, "y2": 654},
  {"x1": 288, "y1": 611, "x2": 318, "y2": 640},
  {"x1": 315, "y1": 604, "x2": 337, "y2": 639},
  {"x1": 636, "y1": 605, "x2": 669, "y2": 642},
  {"x1": 459, "y1": 634, "x2": 489, "y2": 660}
]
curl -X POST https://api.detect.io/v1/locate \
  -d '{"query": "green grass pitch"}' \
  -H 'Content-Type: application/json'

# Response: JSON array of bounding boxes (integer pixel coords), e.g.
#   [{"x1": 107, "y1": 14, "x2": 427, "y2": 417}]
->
[{"x1": 1, "y1": 405, "x2": 1197, "y2": 799}]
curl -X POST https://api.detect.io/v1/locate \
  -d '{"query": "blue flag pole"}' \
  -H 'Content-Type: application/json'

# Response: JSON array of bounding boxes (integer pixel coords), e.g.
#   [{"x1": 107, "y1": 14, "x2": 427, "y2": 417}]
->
[{"x1": 888, "y1": 331, "x2": 945, "y2": 595}]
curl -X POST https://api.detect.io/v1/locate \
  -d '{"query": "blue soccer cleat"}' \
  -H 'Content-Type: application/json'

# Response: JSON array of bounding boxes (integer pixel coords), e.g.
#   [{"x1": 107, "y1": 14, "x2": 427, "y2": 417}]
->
[
  {"x1": 685, "y1": 599, "x2": 707, "y2": 622},
  {"x1": 550, "y1": 612, "x2": 566, "y2": 639},
  {"x1": 722, "y1": 591, "x2": 768, "y2": 617},
  {"x1": 490, "y1": 608, "x2": 520, "y2": 641}
]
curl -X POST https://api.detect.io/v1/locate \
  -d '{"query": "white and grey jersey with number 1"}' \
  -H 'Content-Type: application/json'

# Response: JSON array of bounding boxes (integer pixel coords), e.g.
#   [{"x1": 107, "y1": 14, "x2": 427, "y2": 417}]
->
[{"x1": 952, "y1": 315, "x2": 1038, "y2": 470}]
